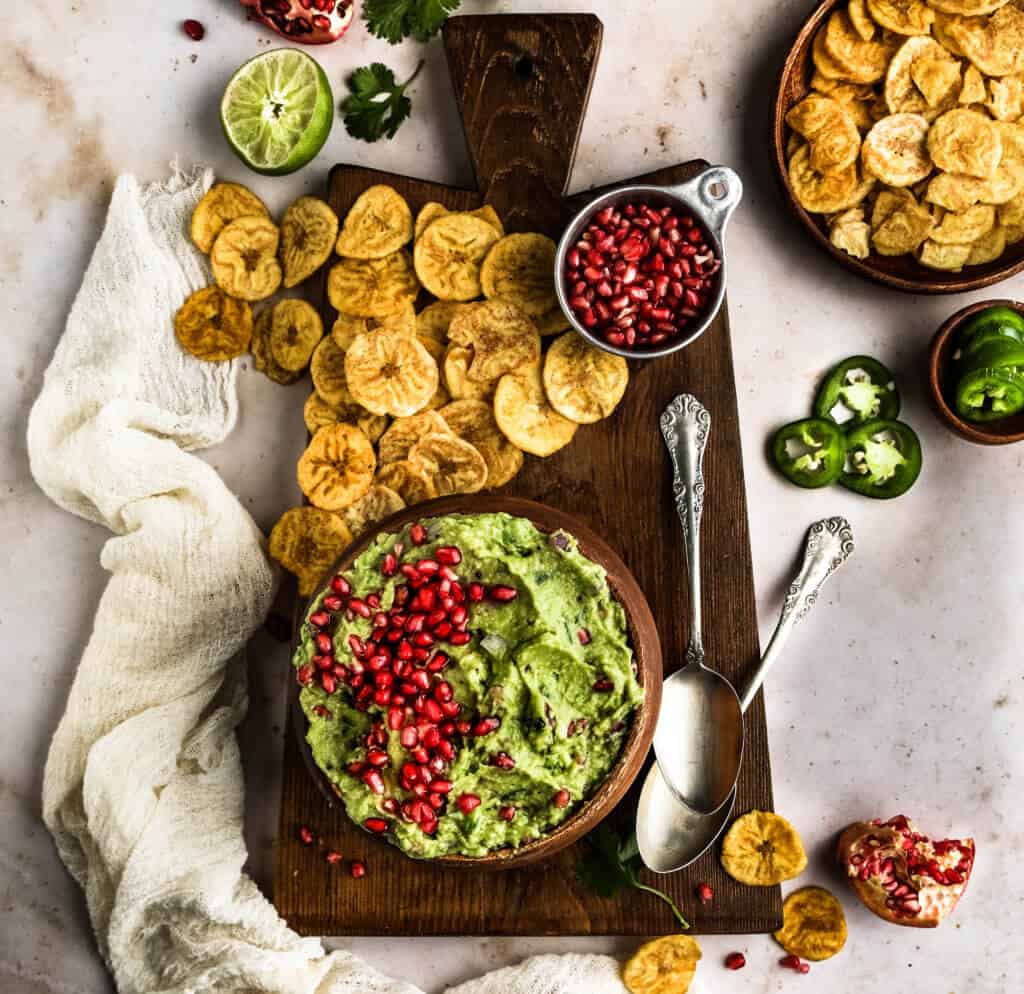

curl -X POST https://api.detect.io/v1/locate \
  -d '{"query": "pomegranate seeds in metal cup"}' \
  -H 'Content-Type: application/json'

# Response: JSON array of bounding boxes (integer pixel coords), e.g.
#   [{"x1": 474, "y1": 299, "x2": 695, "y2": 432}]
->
[{"x1": 562, "y1": 200, "x2": 721, "y2": 351}]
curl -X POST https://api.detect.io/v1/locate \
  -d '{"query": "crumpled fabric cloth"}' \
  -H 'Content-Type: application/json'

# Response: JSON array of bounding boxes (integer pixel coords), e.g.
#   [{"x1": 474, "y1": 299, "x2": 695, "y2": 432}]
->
[{"x1": 26, "y1": 166, "x2": 629, "y2": 994}]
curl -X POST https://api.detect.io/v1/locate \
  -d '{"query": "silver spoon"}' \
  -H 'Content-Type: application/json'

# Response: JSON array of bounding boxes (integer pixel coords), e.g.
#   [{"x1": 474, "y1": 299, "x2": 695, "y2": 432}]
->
[
  {"x1": 654, "y1": 395, "x2": 743, "y2": 814},
  {"x1": 637, "y1": 516, "x2": 855, "y2": 873}
]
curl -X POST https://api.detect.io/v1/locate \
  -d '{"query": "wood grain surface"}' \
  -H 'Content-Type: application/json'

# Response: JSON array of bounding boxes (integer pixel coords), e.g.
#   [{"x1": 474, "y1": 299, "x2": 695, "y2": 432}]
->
[
  {"x1": 773, "y1": 0, "x2": 1024, "y2": 294},
  {"x1": 273, "y1": 12, "x2": 781, "y2": 936}
]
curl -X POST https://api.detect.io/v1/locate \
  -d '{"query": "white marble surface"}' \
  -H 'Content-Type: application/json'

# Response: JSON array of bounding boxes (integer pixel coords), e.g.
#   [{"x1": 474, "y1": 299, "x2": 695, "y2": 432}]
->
[{"x1": 2, "y1": 2, "x2": 1022, "y2": 992}]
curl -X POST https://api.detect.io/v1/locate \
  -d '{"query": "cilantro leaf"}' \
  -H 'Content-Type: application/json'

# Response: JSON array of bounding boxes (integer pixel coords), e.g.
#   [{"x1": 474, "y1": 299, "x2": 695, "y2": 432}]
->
[
  {"x1": 363, "y1": 0, "x2": 462, "y2": 44},
  {"x1": 576, "y1": 824, "x2": 691, "y2": 930},
  {"x1": 341, "y1": 61, "x2": 424, "y2": 143}
]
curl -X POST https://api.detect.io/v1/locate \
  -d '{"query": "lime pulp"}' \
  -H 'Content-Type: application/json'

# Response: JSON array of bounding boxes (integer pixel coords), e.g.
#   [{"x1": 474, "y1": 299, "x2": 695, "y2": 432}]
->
[{"x1": 220, "y1": 49, "x2": 333, "y2": 176}]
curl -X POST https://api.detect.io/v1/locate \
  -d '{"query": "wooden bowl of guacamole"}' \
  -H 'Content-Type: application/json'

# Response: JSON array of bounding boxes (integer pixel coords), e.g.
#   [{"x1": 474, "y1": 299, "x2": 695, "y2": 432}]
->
[{"x1": 290, "y1": 495, "x2": 662, "y2": 870}]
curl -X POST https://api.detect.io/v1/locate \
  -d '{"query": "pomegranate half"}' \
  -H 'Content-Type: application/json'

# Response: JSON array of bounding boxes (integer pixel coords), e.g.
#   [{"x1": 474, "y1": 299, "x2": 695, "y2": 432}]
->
[
  {"x1": 837, "y1": 814, "x2": 975, "y2": 928},
  {"x1": 240, "y1": 0, "x2": 354, "y2": 44}
]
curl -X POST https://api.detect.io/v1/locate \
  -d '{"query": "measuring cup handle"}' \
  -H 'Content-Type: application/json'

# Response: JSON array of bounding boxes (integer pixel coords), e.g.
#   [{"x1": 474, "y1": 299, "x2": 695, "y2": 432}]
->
[{"x1": 668, "y1": 165, "x2": 743, "y2": 239}]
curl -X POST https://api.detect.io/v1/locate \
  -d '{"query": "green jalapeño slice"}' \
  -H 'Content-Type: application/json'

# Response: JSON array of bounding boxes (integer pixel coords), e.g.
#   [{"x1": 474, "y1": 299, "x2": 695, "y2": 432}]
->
[
  {"x1": 956, "y1": 305, "x2": 1024, "y2": 357},
  {"x1": 955, "y1": 366, "x2": 1024, "y2": 422},
  {"x1": 772, "y1": 418, "x2": 845, "y2": 488},
  {"x1": 839, "y1": 419, "x2": 922, "y2": 499},
  {"x1": 814, "y1": 355, "x2": 900, "y2": 428}
]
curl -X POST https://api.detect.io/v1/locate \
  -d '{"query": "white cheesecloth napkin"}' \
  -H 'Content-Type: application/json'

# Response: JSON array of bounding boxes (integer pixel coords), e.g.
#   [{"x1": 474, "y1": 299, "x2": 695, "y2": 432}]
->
[{"x1": 26, "y1": 166, "x2": 630, "y2": 994}]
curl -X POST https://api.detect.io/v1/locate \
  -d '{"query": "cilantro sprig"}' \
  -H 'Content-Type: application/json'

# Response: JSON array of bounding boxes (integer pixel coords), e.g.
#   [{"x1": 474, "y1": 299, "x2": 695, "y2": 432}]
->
[
  {"x1": 576, "y1": 824, "x2": 691, "y2": 930},
  {"x1": 341, "y1": 61, "x2": 424, "y2": 143},
  {"x1": 363, "y1": 0, "x2": 462, "y2": 44}
]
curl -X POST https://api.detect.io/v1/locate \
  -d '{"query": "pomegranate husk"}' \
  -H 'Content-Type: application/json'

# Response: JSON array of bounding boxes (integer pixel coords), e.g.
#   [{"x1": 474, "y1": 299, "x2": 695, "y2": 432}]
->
[
  {"x1": 836, "y1": 816, "x2": 975, "y2": 929},
  {"x1": 240, "y1": 0, "x2": 354, "y2": 44}
]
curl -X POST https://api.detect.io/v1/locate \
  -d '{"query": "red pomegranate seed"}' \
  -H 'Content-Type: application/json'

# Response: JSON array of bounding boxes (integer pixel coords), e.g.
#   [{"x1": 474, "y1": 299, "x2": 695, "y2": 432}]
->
[
  {"x1": 489, "y1": 585, "x2": 518, "y2": 602},
  {"x1": 577, "y1": 627, "x2": 591, "y2": 645},
  {"x1": 428, "y1": 778, "x2": 453, "y2": 794},
  {"x1": 592, "y1": 678, "x2": 614, "y2": 692},
  {"x1": 381, "y1": 552, "x2": 397, "y2": 576},
  {"x1": 423, "y1": 699, "x2": 444, "y2": 723},
  {"x1": 183, "y1": 18, "x2": 205, "y2": 41},
  {"x1": 427, "y1": 651, "x2": 449, "y2": 672},
  {"x1": 448, "y1": 631, "x2": 471, "y2": 646},
  {"x1": 322, "y1": 595, "x2": 344, "y2": 612},
  {"x1": 696, "y1": 882, "x2": 713, "y2": 903},
  {"x1": 492, "y1": 751, "x2": 516, "y2": 769},
  {"x1": 309, "y1": 611, "x2": 330, "y2": 628},
  {"x1": 434, "y1": 681, "x2": 453, "y2": 702},
  {"x1": 298, "y1": 825, "x2": 314, "y2": 846},
  {"x1": 468, "y1": 582, "x2": 485, "y2": 602},
  {"x1": 553, "y1": 789, "x2": 571, "y2": 808},
  {"x1": 296, "y1": 664, "x2": 315, "y2": 686},
  {"x1": 350, "y1": 860, "x2": 366, "y2": 879},
  {"x1": 456, "y1": 793, "x2": 482, "y2": 814},
  {"x1": 361, "y1": 769, "x2": 385, "y2": 794},
  {"x1": 366, "y1": 748, "x2": 389, "y2": 767},
  {"x1": 780, "y1": 955, "x2": 810, "y2": 973},
  {"x1": 364, "y1": 818, "x2": 388, "y2": 834},
  {"x1": 314, "y1": 632, "x2": 332, "y2": 654},
  {"x1": 325, "y1": 849, "x2": 343, "y2": 865},
  {"x1": 474, "y1": 717, "x2": 501, "y2": 736},
  {"x1": 499, "y1": 805, "x2": 517, "y2": 822},
  {"x1": 400, "y1": 726, "x2": 419, "y2": 749},
  {"x1": 435, "y1": 545, "x2": 462, "y2": 565},
  {"x1": 349, "y1": 598, "x2": 371, "y2": 618},
  {"x1": 312, "y1": 704, "x2": 332, "y2": 719},
  {"x1": 330, "y1": 575, "x2": 351, "y2": 596},
  {"x1": 320, "y1": 672, "x2": 337, "y2": 694},
  {"x1": 725, "y1": 952, "x2": 745, "y2": 970},
  {"x1": 410, "y1": 523, "x2": 427, "y2": 545}
]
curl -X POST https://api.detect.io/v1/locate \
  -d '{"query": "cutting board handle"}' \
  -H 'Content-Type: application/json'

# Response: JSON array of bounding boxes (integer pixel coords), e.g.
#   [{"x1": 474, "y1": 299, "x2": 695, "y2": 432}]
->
[{"x1": 443, "y1": 13, "x2": 603, "y2": 236}]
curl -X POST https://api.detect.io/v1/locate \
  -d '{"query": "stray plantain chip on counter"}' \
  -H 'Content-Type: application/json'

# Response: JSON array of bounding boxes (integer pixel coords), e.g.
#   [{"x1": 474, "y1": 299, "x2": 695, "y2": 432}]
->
[
  {"x1": 622, "y1": 936, "x2": 702, "y2": 994},
  {"x1": 211, "y1": 216, "x2": 283, "y2": 301},
  {"x1": 280, "y1": 196, "x2": 339, "y2": 288},
  {"x1": 191, "y1": 182, "x2": 269, "y2": 254},
  {"x1": 774, "y1": 886, "x2": 848, "y2": 961},
  {"x1": 175, "y1": 286, "x2": 252, "y2": 362},
  {"x1": 268, "y1": 299, "x2": 323, "y2": 372},
  {"x1": 269, "y1": 506, "x2": 353, "y2": 597}
]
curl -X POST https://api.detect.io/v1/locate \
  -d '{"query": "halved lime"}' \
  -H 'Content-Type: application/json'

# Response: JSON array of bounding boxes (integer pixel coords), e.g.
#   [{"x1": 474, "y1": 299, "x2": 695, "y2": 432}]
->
[{"x1": 221, "y1": 49, "x2": 333, "y2": 176}]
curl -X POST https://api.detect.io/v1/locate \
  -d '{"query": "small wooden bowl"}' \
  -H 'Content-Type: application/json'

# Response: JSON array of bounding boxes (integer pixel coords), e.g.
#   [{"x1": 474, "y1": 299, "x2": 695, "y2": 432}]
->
[
  {"x1": 928, "y1": 299, "x2": 1024, "y2": 445},
  {"x1": 773, "y1": 0, "x2": 1024, "y2": 294},
  {"x1": 290, "y1": 495, "x2": 662, "y2": 870}
]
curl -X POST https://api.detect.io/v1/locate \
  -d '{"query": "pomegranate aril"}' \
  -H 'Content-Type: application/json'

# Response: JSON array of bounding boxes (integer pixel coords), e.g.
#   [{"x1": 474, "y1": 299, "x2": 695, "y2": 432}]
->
[
  {"x1": 366, "y1": 748, "x2": 389, "y2": 767},
  {"x1": 298, "y1": 825, "x2": 314, "y2": 845},
  {"x1": 364, "y1": 818, "x2": 388, "y2": 834},
  {"x1": 183, "y1": 18, "x2": 205, "y2": 40},
  {"x1": 449, "y1": 631, "x2": 471, "y2": 646},
  {"x1": 320, "y1": 672, "x2": 337, "y2": 694},
  {"x1": 361, "y1": 769, "x2": 385, "y2": 794},
  {"x1": 322, "y1": 595, "x2": 344, "y2": 611},
  {"x1": 309, "y1": 611, "x2": 330, "y2": 628},
  {"x1": 499, "y1": 805, "x2": 517, "y2": 822},
  {"x1": 488, "y1": 584, "x2": 518, "y2": 602},
  {"x1": 325, "y1": 849, "x2": 343, "y2": 865},
  {"x1": 492, "y1": 751, "x2": 516, "y2": 769},
  {"x1": 474, "y1": 716, "x2": 501, "y2": 736},
  {"x1": 400, "y1": 726, "x2": 419, "y2": 749},
  {"x1": 725, "y1": 952, "x2": 745, "y2": 970},
  {"x1": 349, "y1": 598, "x2": 371, "y2": 618},
  {"x1": 553, "y1": 789, "x2": 571, "y2": 808},
  {"x1": 410, "y1": 523, "x2": 427, "y2": 545},
  {"x1": 456, "y1": 793, "x2": 481, "y2": 814},
  {"x1": 696, "y1": 882, "x2": 713, "y2": 903},
  {"x1": 349, "y1": 860, "x2": 366, "y2": 879},
  {"x1": 330, "y1": 575, "x2": 351, "y2": 596}
]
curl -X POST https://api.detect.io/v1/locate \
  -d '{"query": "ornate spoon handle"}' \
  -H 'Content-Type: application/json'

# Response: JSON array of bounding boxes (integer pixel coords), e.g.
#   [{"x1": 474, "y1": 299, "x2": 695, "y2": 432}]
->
[
  {"x1": 659, "y1": 395, "x2": 711, "y2": 667},
  {"x1": 739, "y1": 516, "x2": 855, "y2": 712}
]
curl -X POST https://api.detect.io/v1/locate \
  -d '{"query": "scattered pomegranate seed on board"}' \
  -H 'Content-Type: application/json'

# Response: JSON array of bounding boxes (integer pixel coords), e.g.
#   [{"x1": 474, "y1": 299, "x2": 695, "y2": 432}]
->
[
  {"x1": 298, "y1": 825, "x2": 314, "y2": 846},
  {"x1": 325, "y1": 850, "x2": 343, "y2": 865},
  {"x1": 350, "y1": 860, "x2": 366, "y2": 879},
  {"x1": 696, "y1": 882, "x2": 713, "y2": 903}
]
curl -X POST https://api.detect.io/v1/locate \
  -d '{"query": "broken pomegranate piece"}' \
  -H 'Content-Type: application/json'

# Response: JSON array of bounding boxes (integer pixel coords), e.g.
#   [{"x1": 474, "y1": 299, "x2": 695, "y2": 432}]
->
[
  {"x1": 240, "y1": 0, "x2": 354, "y2": 44},
  {"x1": 836, "y1": 815, "x2": 975, "y2": 928}
]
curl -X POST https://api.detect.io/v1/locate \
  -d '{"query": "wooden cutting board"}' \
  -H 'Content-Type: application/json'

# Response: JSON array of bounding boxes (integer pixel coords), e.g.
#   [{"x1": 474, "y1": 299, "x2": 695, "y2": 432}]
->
[{"x1": 272, "y1": 12, "x2": 781, "y2": 936}]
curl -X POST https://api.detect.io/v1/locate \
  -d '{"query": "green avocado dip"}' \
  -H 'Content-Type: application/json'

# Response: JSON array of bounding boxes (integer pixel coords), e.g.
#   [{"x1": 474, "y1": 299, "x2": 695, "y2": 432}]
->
[{"x1": 292, "y1": 512, "x2": 642, "y2": 859}]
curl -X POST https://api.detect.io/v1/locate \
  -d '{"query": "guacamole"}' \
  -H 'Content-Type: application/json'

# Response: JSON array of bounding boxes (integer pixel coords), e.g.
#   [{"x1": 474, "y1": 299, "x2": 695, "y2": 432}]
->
[{"x1": 293, "y1": 512, "x2": 641, "y2": 859}]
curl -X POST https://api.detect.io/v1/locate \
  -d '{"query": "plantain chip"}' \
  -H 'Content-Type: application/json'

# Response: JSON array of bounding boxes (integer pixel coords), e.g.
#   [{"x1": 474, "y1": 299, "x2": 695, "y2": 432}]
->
[
  {"x1": 988, "y1": 74, "x2": 1024, "y2": 120},
  {"x1": 174, "y1": 285, "x2": 252, "y2": 362},
  {"x1": 928, "y1": 108, "x2": 1003, "y2": 177},
  {"x1": 949, "y1": 4, "x2": 1024, "y2": 77},
  {"x1": 829, "y1": 206, "x2": 873, "y2": 257},
  {"x1": 721, "y1": 810, "x2": 808, "y2": 886},
  {"x1": 420, "y1": 373, "x2": 451, "y2": 413},
  {"x1": 622, "y1": 936, "x2": 702, "y2": 994},
  {"x1": 884, "y1": 36, "x2": 945, "y2": 114},
  {"x1": 813, "y1": 24, "x2": 855, "y2": 80},
  {"x1": 345, "y1": 327, "x2": 439, "y2": 417},
  {"x1": 268, "y1": 506, "x2": 352, "y2": 597},
  {"x1": 872, "y1": 193, "x2": 936, "y2": 253},
  {"x1": 375, "y1": 459, "x2": 438, "y2": 506},
  {"x1": 191, "y1": 182, "x2": 269, "y2": 254},
  {"x1": 919, "y1": 237, "x2": 973, "y2": 268},
  {"x1": 416, "y1": 301, "x2": 465, "y2": 343},
  {"x1": 413, "y1": 213, "x2": 500, "y2": 301},
  {"x1": 279, "y1": 196, "x2": 339, "y2": 289},
  {"x1": 335, "y1": 185, "x2": 413, "y2": 259},
  {"x1": 409, "y1": 433, "x2": 489, "y2": 495},
  {"x1": 824, "y1": 10, "x2": 896, "y2": 83},
  {"x1": 378, "y1": 410, "x2": 454, "y2": 464},
  {"x1": 471, "y1": 204, "x2": 505, "y2": 236},
  {"x1": 542, "y1": 332, "x2": 629, "y2": 425},
  {"x1": 268, "y1": 299, "x2": 323, "y2": 372},
  {"x1": 252, "y1": 309, "x2": 301, "y2": 385},
  {"x1": 331, "y1": 313, "x2": 370, "y2": 351},
  {"x1": 297, "y1": 423, "x2": 376, "y2": 511},
  {"x1": 925, "y1": 170, "x2": 988, "y2": 210},
  {"x1": 414, "y1": 202, "x2": 450, "y2": 240},
  {"x1": 967, "y1": 222, "x2": 1008, "y2": 261},
  {"x1": 811, "y1": 71, "x2": 877, "y2": 101},
  {"x1": 303, "y1": 390, "x2": 388, "y2": 444},
  {"x1": 443, "y1": 345, "x2": 499, "y2": 401},
  {"x1": 327, "y1": 251, "x2": 419, "y2": 318},
  {"x1": 862, "y1": 113, "x2": 933, "y2": 185},
  {"x1": 773, "y1": 886, "x2": 848, "y2": 962},
  {"x1": 480, "y1": 233, "x2": 559, "y2": 316},
  {"x1": 210, "y1": 216, "x2": 282, "y2": 301},
  {"x1": 448, "y1": 300, "x2": 541, "y2": 382},
  {"x1": 786, "y1": 94, "x2": 862, "y2": 173},
  {"x1": 310, "y1": 336, "x2": 351, "y2": 409},
  {"x1": 911, "y1": 57, "x2": 962, "y2": 109},
  {"x1": 998, "y1": 189, "x2": 1024, "y2": 227},
  {"x1": 849, "y1": 0, "x2": 878, "y2": 38},
  {"x1": 493, "y1": 361, "x2": 578, "y2": 457},
  {"x1": 960, "y1": 64, "x2": 988, "y2": 104},
  {"x1": 867, "y1": 0, "x2": 935, "y2": 35},
  {"x1": 929, "y1": 0, "x2": 1013, "y2": 14},
  {"x1": 931, "y1": 202, "x2": 997, "y2": 241},
  {"x1": 439, "y1": 398, "x2": 524, "y2": 489},
  {"x1": 341, "y1": 485, "x2": 406, "y2": 539},
  {"x1": 790, "y1": 144, "x2": 875, "y2": 213}
]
